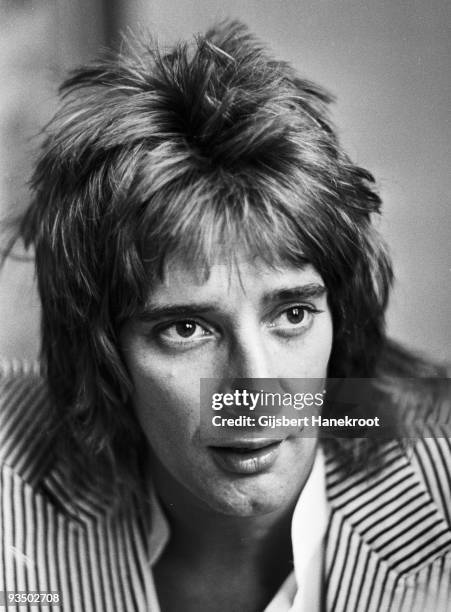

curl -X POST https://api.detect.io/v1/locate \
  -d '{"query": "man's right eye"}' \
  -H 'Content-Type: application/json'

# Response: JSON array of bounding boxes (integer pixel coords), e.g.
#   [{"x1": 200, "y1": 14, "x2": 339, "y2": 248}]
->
[{"x1": 157, "y1": 320, "x2": 213, "y2": 344}]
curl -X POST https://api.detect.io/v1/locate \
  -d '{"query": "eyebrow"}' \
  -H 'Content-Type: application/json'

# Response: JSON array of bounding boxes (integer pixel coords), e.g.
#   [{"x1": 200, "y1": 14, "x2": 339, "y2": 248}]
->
[
  {"x1": 136, "y1": 283, "x2": 327, "y2": 323},
  {"x1": 261, "y1": 283, "x2": 327, "y2": 307}
]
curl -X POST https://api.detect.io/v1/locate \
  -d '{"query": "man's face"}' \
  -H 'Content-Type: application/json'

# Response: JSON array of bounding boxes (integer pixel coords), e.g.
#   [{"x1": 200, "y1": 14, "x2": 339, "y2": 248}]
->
[{"x1": 120, "y1": 257, "x2": 333, "y2": 517}]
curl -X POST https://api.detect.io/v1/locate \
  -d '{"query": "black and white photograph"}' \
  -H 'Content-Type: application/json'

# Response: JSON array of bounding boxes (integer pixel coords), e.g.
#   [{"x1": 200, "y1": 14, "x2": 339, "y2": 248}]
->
[{"x1": 0, "y1": 1, "x2": 450, "y2": 611}]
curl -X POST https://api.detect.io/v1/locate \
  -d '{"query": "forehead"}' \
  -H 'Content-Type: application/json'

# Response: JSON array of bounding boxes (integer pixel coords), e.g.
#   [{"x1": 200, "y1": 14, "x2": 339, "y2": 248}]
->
[{"x1": 145, "y1": 256, "x2": 325, "y2": 306}]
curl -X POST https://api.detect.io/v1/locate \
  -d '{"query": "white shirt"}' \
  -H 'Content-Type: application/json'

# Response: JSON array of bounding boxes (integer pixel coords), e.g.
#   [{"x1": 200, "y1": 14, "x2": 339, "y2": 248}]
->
[{"x1": 145, "y1": 448, "x2": 329, "y2": 611}]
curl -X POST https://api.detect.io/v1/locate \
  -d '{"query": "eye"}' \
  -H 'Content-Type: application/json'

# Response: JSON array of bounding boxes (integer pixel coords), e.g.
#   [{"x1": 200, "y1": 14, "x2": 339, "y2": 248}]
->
[
  {"x1": 157, "y1": 320, "x2": 212, "y2": 345},
  {"x1": 284, "y1": 307, "x2": 307, "y2": 325},
  {"x1": 268, "y1": 305, "x2": 320, "y2": 336}
]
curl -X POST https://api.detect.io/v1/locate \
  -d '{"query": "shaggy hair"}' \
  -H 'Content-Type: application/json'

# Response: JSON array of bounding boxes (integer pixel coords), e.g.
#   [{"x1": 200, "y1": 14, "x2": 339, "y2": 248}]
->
[{"x1": 8, "y1": 21, "x2": 443, "y2": 495}]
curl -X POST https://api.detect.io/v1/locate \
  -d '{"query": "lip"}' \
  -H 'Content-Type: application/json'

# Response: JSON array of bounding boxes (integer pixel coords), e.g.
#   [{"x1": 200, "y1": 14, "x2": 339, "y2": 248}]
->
[{"x1": 209, "y1": 440, "x2": 283, "y2": 475}]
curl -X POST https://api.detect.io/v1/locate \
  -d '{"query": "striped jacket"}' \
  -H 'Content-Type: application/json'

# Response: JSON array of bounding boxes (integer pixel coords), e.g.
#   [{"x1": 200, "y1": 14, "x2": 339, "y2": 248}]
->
[{"x1": 1, "y1": 362, "x2": 450, "y2": 611}]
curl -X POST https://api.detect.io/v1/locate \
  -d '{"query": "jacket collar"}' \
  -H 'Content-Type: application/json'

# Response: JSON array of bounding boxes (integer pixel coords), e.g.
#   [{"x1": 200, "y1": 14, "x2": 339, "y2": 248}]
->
[{"x1": 324, "y1": 439, "x2": 451, "y2": 576}]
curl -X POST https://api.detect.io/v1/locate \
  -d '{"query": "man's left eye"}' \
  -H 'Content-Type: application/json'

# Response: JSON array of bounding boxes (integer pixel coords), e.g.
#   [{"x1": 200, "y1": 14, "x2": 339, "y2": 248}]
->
[
  {"x1": 283, "y1": 307, "x2": 307, "y2": 324},
  {"x1": 270, "y1": 306, "x2": 318, "y2": 331}
]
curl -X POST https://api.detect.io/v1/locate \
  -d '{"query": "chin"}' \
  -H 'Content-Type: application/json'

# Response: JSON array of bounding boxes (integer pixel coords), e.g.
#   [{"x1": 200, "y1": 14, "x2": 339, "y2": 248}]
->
[{"x1": 196, "y1": 475, "x2": 294, "y2": 518}]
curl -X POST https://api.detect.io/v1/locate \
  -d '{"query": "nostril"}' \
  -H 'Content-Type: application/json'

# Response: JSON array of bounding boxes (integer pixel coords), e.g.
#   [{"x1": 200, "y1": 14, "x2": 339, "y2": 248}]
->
[
  {"x1": 218, "y1": 378, "x2": 287, "y2": 416},
  {"x1": 228, "y1": 378, "x2": 263, "y2": 394}
]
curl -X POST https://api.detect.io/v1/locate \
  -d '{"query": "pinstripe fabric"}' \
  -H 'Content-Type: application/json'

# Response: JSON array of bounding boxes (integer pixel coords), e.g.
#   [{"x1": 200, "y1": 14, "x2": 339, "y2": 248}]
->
[
  {"x1": 324, "y1": 434, "x2": 451, "y2": 612},
  {"x1": 1, "y1": 363, "x2": 450, "y2": 611}
]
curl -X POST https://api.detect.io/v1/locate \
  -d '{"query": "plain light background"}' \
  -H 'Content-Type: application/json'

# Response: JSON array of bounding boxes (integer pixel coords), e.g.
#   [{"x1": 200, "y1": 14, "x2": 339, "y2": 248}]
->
[{"x1": 0, "y1": 0, "x2": 450, "y2": 364}]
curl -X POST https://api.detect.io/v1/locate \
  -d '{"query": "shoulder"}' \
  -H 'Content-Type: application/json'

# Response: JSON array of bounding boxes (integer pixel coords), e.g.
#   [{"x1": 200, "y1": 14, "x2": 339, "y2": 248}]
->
[
  {"x1": 325, "y1": 338, "x2": 451, "y2": 513},
  {"x1": 377, "y1": 339, "x2": 450, "y2": 438},
  {"x1": 0, "y1": 359, "x2": 124, "y2": 524},
  {"x1": 408, "y1": 411, "x2": 451, "y2": 526},
  {"x1": 0, "y1": 358, "x2": 55, "y2": 485}
]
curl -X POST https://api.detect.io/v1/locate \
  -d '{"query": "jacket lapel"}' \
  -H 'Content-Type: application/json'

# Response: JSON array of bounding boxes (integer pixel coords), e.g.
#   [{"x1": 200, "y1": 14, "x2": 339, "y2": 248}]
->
[
  {"x1": 34, "y1": 461, "x2": 152, "y2": 611},
  {"x1": 323, "y1": 440, "x2": 451, "y2": 612}
]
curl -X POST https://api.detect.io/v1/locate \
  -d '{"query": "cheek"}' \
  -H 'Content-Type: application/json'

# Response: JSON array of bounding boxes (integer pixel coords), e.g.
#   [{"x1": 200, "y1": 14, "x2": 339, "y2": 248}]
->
[
  {"x1": 126, "y1": 352, "x2": 201, "y2": 450},
  {"x1": 312, "y1": 316, "x2": 334, "y2": 372},
  {"x1": 278, "y1": 313, "x2": 333, "y2": 377},
  {"x1": 314, "y1": 314, "x2": 334, "y2": 360}
]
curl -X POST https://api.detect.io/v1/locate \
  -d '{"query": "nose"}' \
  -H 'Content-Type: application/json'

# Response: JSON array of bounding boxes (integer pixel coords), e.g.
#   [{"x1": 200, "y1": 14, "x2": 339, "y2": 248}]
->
[
  {"x1": 227, "y1": 327, "x2": 271, "y2": 380},
  {"x1": 220, "y1": 327, "x2": 285, "y2": 422}
]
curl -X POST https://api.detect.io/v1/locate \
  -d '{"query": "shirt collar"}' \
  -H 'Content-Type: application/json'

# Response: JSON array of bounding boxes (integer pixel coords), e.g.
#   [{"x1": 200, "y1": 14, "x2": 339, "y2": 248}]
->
[
  {"x1": 147, "y1": 480, "x2": 170, "y2": 566},
  {"x1": 291, "y1": 446, "x2": 328, "y2": 584}
]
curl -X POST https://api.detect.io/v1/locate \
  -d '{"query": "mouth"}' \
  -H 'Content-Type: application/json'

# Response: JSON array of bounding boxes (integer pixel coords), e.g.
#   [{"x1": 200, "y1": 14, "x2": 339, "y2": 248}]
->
[{"x1": 209, "y1": 439, "x2": 283, "y2": 475}]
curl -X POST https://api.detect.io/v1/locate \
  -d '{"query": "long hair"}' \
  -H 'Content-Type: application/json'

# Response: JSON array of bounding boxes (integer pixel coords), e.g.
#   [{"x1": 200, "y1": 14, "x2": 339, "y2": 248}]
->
[{"x1": 10, "y1": 21, "x2": 412, "y2": 491}]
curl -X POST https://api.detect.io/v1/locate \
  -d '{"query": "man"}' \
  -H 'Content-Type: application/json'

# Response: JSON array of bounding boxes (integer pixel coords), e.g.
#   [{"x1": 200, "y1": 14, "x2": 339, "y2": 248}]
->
[{"x1": 1, "y1": 21, "x2": 450, "y2": 612}]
